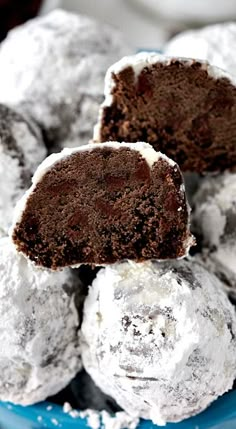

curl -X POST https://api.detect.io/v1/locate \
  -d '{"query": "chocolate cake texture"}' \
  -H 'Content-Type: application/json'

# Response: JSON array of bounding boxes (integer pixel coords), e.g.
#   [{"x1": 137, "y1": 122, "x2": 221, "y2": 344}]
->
[
  {"x1": 11, "y1": 142, "x2": 193, "y2": 269},
  {"x1": 94, "y1": 52, "x2": 236, "y2": 173}
]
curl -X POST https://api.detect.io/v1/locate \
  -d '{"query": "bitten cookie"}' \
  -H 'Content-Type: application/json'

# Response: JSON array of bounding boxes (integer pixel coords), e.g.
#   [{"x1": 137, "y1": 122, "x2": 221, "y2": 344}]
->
[
  {"x1": 94, "y1": 52, "x2": 236, "y2": 173},
  {"x1": 11, "y1": 142, "x2": 193, "y2": 269}
]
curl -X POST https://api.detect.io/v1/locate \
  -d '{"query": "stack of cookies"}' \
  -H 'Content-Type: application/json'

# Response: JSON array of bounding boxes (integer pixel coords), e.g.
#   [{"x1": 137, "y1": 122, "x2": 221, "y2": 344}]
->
[{"x1": 1, "y1": 9, "x2": 236, "y2": 428}]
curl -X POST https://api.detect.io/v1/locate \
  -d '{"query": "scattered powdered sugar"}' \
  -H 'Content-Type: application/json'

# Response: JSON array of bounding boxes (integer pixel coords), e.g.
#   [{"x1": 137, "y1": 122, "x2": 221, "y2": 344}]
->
[
  {"x1": 192, "y1": 173, "x2": 236, "y2": 296},
  {"x1": 81, "y1": 259, "x2": 236, "y2": 426},
  {"x1": 101, "y1": 411, "x2": 139, "y2": 429},
  {"x1": 0, "y1": 237, "x2": 82, "y2": 405},
  {"x1": 63, "y1": 402, "x2": 139, "y2": 429},
  {"x1": 0, "y1": 9, "x2": 131, "y2": 151},
  {"x1": 63, "y1": 402, "x2": 73, "y2": 414},
  {"x1": 165, "y1": 22, "x2": 236, "y2": 76},
  {"x1": 47, "y1": 405, "x2": 53, "y2": 411},
  {"x1": 80, "y1": 409, "x2": 100, "y2": 429},
  {"x1": 51, "y1": 418, "x2": 60, "y2": 426}
]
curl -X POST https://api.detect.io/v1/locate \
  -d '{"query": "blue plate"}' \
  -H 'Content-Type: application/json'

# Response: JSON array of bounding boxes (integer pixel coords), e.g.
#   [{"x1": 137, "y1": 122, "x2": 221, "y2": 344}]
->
[{"x1": 0, "y1": 390, "x2": 236, "y2": 429}]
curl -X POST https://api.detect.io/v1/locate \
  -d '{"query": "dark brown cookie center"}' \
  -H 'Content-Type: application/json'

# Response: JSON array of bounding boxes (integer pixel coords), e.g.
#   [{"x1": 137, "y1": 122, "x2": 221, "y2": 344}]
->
[{"x1": 12, "y1": 146, "x2": 191, "y2": 269}]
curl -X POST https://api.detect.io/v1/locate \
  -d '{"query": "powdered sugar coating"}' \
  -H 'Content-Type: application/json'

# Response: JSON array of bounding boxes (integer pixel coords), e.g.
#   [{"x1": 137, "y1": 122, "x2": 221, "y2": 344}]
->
[
  {"x1": 81, "y1": 259, "x2": 236, "y2": 426},
  {"x1": 135, "y1": 0, "x2": 236, "y2": 23},
  {"x1": 0, "y1": 104, "x2": 46, "y2": 238},
  {"x1": 192, "y1": 173, "x2": 236, "y2": 297},
  {"x1": 165, "y1": 23, "x2": 236, "y2": 76},
  {"x1": 93, "y1": 52, "x2": 236, "y2": 142},
  {"x1": 0, "y1": 237, "x2": 82, "y2": 405},
  {"x1": 0, "y1": 9, "x2": 131, "y2": 152}
]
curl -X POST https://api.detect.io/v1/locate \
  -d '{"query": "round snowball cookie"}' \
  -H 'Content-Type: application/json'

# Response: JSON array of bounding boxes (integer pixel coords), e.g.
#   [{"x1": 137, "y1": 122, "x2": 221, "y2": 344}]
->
[
  {"x1": 0, "y1": 9, "x2": 131, "y2": 153},
  {"x1": 0, "y1": 104, "x2": 46, "y2": 238},
  {"x1": 0, "y1": 237, "x2": 82, "y2": 405},
  {"x1": 11, "y1": 142, "x2": 193, "y2": 269},
  {"x1": 192, "y1": 173, "x2": 236, "y2": 298},
  {"x1": 165, "y1": 23, "x2": 236, "y2": 76},
  {"x1": 81, "y1": 260, "x2": 236, "y2": 426},
  {"x1": 135, "y1": 0, "x2": 236, "y2": 23}
]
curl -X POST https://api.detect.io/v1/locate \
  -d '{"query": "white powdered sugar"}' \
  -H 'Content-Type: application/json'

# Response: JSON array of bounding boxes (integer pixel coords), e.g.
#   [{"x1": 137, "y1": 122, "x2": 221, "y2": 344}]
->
[
  {"x1": 135, "y1": 0, "x2": 236, "y2": 22},
  {"x1": 0, "y1": 105, "x2": 46, "y2": 238},
  {"x1": 0, "y1": 237, "x2": 82, "y2": 405},
  {"x1": 81, "y1": 259, "x2": 236, "y2": 426},
  {"x1": 165, "y1": 23, "x2": 236, "y2": 76},
  {"x1": 101, "y1": 410, "x2": 139, "y2": 429},
  {"x1": 0, "y1": 9, "x2": 131, "y2": 151},
  {"x1": 79, "y1": 409, "x2": 100, "y2": 429},
  {"x1": 11, "y1": 141, "x2": 176, "y2": 232},
  {"x1": 63, "y1": 403, "x2": 139, "y2": 429},
  {"x1": 93, "y1": 52, "x2": 236, "y2": 142},
  {"x1": 192, "y1": 173, "x2": 236, "y2": 296}
]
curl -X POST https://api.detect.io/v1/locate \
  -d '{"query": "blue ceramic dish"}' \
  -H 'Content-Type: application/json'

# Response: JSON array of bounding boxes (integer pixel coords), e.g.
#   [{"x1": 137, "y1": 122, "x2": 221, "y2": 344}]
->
[{"x1": 0, "y1": 389, "x2": 236, "y2": 429}]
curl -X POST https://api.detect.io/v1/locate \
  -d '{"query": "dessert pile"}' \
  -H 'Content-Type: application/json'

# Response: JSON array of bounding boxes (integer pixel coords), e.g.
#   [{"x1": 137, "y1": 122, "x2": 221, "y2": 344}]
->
[{"x1": 0, "y1": 9, "x2": 236, "y2": 428}]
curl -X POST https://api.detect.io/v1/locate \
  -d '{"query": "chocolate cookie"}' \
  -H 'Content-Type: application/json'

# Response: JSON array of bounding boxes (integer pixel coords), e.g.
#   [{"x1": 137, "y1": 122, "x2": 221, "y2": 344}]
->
[
  {"x1": 0, "y1": 237, "x2": 82, "y2": 405},
  {"x1": 0, "y1": 9, "x2": 131, "y2": 152},
  {"x1": 94, "y1": 52, "x2": 236, "y2": 173},
  {"x1": 81, "y1": 259, "x2": 236, "y2": 425},
  {"x1": 11, "y1": 142, "x2": 193, "y2": 269},
  {"x1": 192, "y1": 173, "x2": 236, "y2": 299}
]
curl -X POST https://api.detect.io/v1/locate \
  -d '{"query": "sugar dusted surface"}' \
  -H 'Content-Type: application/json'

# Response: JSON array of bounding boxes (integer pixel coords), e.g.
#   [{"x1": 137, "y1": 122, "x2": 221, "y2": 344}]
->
[
  {"x1": 63, "y1": 403, "x2": 139, "y2": 429},
  {"x1": 0, "y1": 107, "x2": 46, "y2": 238},
  {"x1": 0, "y1": 9, "x2": 131, "y2": 151},
  {"x1": 192, "y1": 173, "x2": 236, "y2": 295},
  {"x1": 165, "y1": 22, "x2": 236, "y2": 76},
  {"x1": 81, "y1": 259, "x2": 236, "y2": 425},
  {"x1": 0, "y1": 237, "x2": 81, "y2": 405},
  {"x1": 136, "y1": 0, "x2": 236, "y2": 22}
]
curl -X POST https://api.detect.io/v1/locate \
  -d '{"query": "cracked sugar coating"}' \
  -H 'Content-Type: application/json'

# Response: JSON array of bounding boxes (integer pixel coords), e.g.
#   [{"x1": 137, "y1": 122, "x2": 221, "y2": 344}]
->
[
  {"x1": 0, "y1": 9, "x2": 131, "y2": 152},
  {"x1": 81, "y1": 259, "x2": 236, "y2": 426},
  {"x1": 0, "y1": 104, "x2": 46, "y2": 238},
  {"x1": 11, "y1": 142, "x2": 193, "y2": 269},
  {"x1": 165, "y1": 22, "x2": 236, "y2": 76},
  {"x1": 94, "y1": 52, "x2": 236, "y2": 173},
  {"x1": 0, "y1": 237, "x2": 82, "y2": 405},
  {"x1": 192, "y1": 173, "x2": 236, "y2": 298}
]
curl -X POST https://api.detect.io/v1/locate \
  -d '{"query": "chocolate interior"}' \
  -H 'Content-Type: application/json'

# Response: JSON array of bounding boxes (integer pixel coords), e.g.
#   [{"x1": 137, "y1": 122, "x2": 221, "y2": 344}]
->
[
  {"x1": 13, "y1": 147, "x2": 191, "y2": 269},
  {"x1": 98, "y1": 60, "x2": 236, "y2": 172}
]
